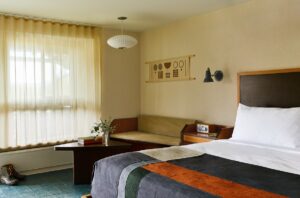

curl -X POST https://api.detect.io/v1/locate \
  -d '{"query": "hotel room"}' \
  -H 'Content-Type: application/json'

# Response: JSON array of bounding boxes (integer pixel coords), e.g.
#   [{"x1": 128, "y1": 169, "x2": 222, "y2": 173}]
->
[{"x1": 0, "y1": 0, "x2": 300, "y2": 197}]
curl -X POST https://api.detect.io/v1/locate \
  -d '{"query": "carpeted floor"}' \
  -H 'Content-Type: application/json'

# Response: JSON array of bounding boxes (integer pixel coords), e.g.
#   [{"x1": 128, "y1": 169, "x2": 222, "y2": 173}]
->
[{"x1": 0, "y1": 169, "x2": 90, "y2": 198}]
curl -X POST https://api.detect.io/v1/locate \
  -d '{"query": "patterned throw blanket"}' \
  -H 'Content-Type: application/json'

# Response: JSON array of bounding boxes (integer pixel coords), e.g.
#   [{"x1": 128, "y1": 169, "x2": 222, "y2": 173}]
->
[{"x1": 91, "y1": 147, "x2": 300, "y2": 198}]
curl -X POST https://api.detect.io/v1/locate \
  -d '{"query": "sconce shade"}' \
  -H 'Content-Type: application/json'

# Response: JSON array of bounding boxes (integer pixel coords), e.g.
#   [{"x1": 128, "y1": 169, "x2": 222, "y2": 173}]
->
[
  {"x1": 204, "y1": 68, "x2": 214, "y2": 82},
  {"x1": 214, "y1": 70, "x2": 224, "y2": 81}
]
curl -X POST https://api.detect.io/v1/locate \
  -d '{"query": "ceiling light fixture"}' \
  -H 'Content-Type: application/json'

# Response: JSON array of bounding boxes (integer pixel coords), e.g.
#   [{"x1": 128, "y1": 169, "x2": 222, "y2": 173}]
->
[{"x1": 107, "y1": 16, "x2": 138, "y2": 49}]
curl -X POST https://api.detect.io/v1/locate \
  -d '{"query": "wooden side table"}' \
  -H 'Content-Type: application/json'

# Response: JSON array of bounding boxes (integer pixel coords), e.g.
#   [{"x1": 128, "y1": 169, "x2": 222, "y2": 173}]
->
[
  {"x1": 54, "y1": 140, "x2": 131, "y2": 184},
  {"x1": 183, "y1": 132, "x2": 216, "y2": 143},
  {"x1": 182, "y1": 125, "x2": 234, "y2": 144}
]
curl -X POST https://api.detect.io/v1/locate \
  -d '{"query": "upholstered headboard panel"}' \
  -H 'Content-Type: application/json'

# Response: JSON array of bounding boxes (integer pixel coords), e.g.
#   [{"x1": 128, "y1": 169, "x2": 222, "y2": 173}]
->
[{"x1": 238, "y1": 68, "x2": 300, "y2": 108}]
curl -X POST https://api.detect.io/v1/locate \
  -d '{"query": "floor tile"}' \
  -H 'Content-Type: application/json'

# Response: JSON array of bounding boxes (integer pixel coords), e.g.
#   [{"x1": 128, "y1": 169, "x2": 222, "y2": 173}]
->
[{"x1": 0, "y1": 169, "x2": 90, "y2": 198}]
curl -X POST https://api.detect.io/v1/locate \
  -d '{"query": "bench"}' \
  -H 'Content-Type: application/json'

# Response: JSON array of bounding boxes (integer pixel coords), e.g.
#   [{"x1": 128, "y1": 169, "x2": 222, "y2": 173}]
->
[{"x1": 110, "y1": 115, "x2": 195, "y2": 150}]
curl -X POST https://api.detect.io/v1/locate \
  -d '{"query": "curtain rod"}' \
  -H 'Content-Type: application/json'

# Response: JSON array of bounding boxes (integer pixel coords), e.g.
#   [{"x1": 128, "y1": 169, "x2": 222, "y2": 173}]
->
[{"x1": 0, "y1": 11, "x2": 101, "y2": 28}]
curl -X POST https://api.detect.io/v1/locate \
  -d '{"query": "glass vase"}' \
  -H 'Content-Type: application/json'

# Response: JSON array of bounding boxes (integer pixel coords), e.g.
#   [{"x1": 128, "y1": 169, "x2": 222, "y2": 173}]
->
[{"x1": 102, "y1": 132, "x2": 110, "y2": 146}]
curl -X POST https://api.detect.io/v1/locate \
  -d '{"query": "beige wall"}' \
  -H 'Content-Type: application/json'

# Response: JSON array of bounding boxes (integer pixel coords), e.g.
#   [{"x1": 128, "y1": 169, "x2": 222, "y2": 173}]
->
[
  {"x1": 101, "y1": 28, "x2": 140, "y2": 119},
  {"x1": 140, "y1": 0, "x2": 300, "y2": 125}
]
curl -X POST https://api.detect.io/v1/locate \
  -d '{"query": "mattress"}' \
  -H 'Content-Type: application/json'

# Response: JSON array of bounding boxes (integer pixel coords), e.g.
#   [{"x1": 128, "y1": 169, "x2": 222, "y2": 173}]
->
[{"x1": 91, "y1": 140, "x2": 300, "y2": 198}]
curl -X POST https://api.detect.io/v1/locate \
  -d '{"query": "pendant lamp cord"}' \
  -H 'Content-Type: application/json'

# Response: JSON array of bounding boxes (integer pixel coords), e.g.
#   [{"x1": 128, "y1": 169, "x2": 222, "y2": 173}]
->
[
  {"x1": 121, "y1": 20, "x2": 124, "y2": 35},
  {"x1": 118, "y1": 16, "x2": 127, "y2": 35}
]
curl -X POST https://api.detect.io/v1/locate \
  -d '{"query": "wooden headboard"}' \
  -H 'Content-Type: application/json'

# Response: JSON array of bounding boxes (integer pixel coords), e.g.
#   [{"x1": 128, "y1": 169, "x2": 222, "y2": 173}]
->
[{"x1": 237, "y1": 68, "x2": 300, "y2": 108}]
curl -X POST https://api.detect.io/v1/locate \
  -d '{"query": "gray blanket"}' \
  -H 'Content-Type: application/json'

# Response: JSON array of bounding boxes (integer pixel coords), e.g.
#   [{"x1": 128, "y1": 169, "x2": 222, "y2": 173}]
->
[{"x1": 91, "y1": 147, "x2": 300, "y2": 198}]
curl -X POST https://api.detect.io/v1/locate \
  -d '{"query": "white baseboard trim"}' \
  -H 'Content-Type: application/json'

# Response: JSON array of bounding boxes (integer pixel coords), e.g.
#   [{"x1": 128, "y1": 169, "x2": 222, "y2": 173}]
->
[
  {"x1": 0, "y1": 147, "x2": 73, "y2": 174},
  {"x1": 22, "y1": 163, "x2": 73, "y2": 175}
]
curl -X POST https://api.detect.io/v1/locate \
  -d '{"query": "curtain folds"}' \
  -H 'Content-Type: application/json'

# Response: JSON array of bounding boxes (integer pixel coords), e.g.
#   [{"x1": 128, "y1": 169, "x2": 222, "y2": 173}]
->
[{"x1": 0, "y1": 15, "x2": 101, "y2": 150}]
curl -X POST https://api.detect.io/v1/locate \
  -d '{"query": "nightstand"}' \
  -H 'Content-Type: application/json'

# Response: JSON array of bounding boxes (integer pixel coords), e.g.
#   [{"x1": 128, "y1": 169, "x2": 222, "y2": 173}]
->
[
  {"x1": 181, "y1": 124, "x2": 233, "y2": 145},
  {"x1": 183, "y1": 132, "x2": 216, "y2": 143}
]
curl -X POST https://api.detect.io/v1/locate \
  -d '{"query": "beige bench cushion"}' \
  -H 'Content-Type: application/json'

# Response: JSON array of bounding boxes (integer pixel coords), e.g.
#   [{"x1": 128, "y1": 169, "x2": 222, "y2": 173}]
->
[
  {"x1": 110, "y1": 131, "x2": 181, "y2": 146},
  {"x1": 138, "y1": 115, "x2": 194, "y2": 138}
]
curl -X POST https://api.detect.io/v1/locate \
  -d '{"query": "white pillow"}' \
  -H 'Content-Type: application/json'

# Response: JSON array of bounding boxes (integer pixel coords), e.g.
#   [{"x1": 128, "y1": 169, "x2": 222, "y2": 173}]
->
[{"x1": 232, "y1": 104, "x2": 300, "y2": 148}]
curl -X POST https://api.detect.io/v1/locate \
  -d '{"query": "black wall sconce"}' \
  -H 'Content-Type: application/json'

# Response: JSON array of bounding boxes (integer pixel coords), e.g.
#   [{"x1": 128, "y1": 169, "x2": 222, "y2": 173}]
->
[{"x1": 203, "y1": 67, "x2": 223, "y2": 82}]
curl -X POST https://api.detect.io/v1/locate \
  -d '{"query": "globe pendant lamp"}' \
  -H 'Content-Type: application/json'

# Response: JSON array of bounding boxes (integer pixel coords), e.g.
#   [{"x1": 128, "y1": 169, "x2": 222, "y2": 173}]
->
[{"x1": 107, "y1": 17, "x2": 138, "y2": 49}]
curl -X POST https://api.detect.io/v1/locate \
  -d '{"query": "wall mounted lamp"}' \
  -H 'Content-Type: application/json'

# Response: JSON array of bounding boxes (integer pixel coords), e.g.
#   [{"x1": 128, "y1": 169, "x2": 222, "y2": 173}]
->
[{"x1": 203, "y1": 67, "x2": 223, "y2": 82}]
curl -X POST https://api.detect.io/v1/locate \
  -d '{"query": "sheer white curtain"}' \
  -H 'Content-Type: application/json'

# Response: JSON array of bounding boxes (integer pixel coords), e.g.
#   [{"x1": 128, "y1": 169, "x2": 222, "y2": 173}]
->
[{"x1": 0, "y1": 16, "x2": 101, "y2": 150}]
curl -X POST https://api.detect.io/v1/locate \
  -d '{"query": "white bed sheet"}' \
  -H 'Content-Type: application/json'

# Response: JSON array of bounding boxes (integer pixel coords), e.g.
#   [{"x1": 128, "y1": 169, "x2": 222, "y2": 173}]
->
[{"x1": 183, "y1": 139, "x2": 300, "y2": 175}]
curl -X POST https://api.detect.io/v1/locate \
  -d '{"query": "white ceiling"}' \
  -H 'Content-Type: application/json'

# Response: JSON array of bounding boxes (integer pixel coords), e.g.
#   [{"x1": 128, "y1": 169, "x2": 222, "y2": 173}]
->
[{"x1": 0, "y1": 0, "x2": 251, "y2": 32}]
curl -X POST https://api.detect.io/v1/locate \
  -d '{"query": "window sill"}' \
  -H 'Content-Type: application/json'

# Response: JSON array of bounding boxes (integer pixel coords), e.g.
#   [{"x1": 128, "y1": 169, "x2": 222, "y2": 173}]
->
[{"x1": 0, "y1": 140, "x2": 76, "y2": 154}]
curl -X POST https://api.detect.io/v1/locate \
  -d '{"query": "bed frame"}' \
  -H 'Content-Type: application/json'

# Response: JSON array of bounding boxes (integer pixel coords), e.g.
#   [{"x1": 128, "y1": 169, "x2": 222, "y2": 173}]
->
[{"x1": 238, "y1": 68, "x2": 300, "y2": 108}]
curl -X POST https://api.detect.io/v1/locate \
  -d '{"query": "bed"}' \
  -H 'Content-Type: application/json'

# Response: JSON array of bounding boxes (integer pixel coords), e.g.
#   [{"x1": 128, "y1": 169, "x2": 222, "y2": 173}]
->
[{"x1": 91, "y1": 68, "x2": 300, "y2": 198}]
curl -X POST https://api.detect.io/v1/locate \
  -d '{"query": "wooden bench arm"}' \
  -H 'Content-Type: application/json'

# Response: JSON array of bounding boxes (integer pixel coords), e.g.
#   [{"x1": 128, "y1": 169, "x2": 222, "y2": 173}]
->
[
  {"x1": 181, "y1": 124, "x2": 197, "y2": 133},
  {"x1": 217, "y1": 127, "x2": 234, "y2": 139},
  {"x1": 180, "y1": 124, "x2": 197, "y2": 144},
  {"x1": 111, "y1": 117, "x2": 138, "y2": 133}
]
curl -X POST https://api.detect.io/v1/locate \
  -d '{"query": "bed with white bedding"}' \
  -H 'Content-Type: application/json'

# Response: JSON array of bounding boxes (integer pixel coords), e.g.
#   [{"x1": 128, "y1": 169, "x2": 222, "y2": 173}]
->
[
  {"x1": 185, "y1": 140, "x2": 300, "y2": 175},
  {"x1": 91, "y1": 68, "x2": 300, "y2": 198},
  {"x1": 91, "y1": 140, "x2": 300, "y2": 198}
]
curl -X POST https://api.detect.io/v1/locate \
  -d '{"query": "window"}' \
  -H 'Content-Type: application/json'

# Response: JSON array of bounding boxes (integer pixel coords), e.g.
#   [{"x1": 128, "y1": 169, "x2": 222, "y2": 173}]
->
[{"x1": 0, "y1": 16, "x2": 101, "y2": 150}]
